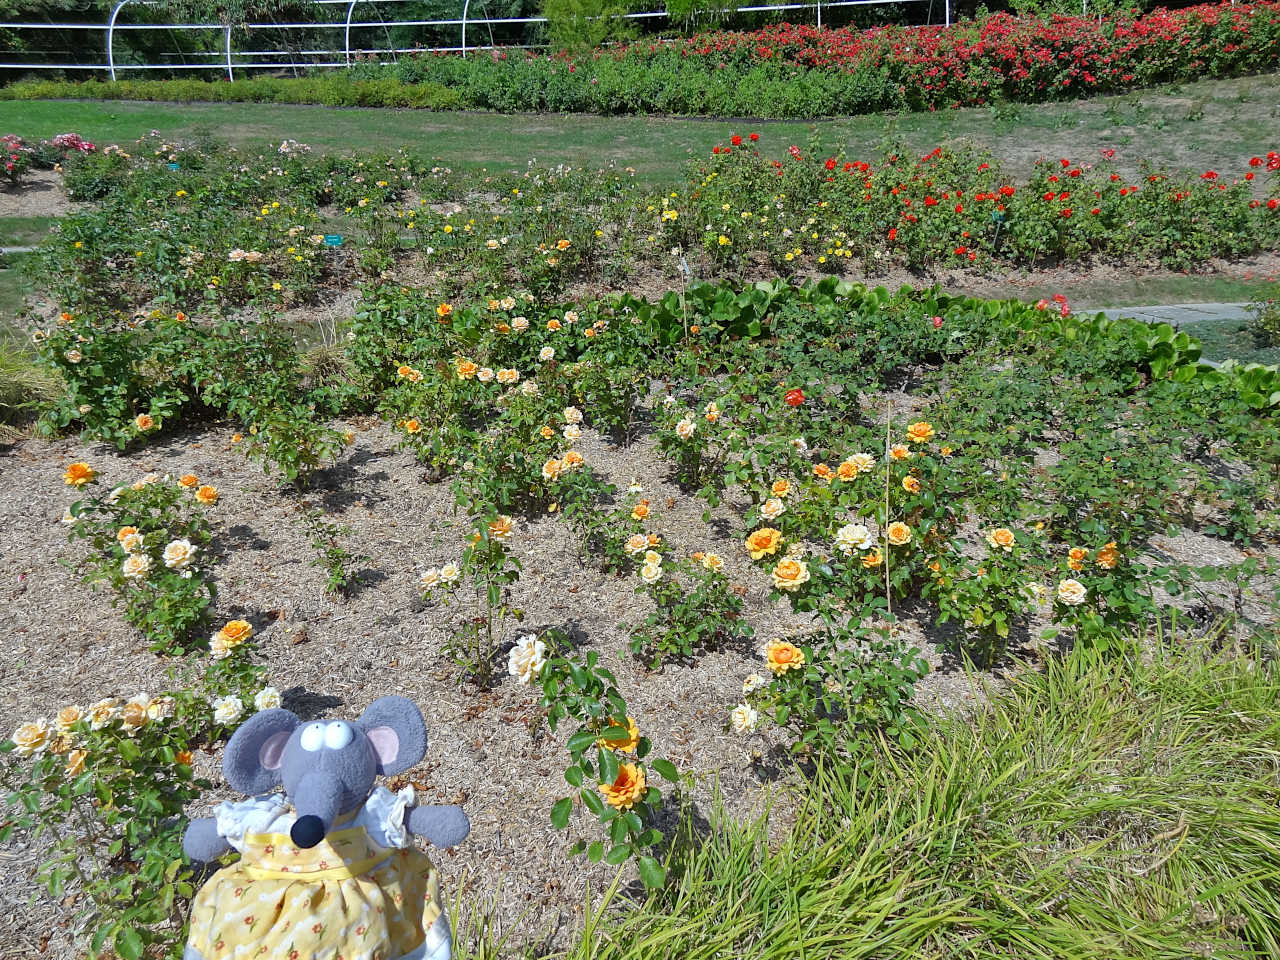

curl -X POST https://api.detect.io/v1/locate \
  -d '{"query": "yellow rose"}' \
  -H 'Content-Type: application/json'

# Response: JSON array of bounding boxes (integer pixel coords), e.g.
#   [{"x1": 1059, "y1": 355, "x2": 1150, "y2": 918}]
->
[
  {"x1": 906, "y1": 421, "x2": 935, "y2": 443},
  {"x1": 64, "y1": 462, "x2": 95, "y2": 487},
  {"x1": 986, "y1": 528, "x2": 1016, "y2": 551},
  {"x1": 64, "y1": 749, "x2": 88, "y2": 777},
  {"x1": 11, "y1": 719, "x2": 51, "y2": 756},
  {"x1": 745, "y1": 527, "x2": 784, "y2": 560},
  {"x1": 195, "y1": 485, "x2": 219, "y2": 505},
  {"x1": 765, "y1": 640, "x2": 806, "y2": 674},
  {"x1": 886, "y1": 522, "x2": 912, "y2": 546},
  {"x1": 771, "y1": 558, "x2": 810, "y2": 592},
  {"x1": 770, "y1": 479, "x2": 792, "y2": 498}
]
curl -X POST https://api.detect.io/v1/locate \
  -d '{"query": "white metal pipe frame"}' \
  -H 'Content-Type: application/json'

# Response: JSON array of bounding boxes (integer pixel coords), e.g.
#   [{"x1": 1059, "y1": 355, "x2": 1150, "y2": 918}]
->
[{"x1": 0, "y1": 0, "x2": 949, "y2": 78}]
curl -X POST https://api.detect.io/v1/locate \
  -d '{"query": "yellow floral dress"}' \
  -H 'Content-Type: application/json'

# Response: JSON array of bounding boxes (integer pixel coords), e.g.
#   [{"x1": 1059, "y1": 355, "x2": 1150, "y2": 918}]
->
[{"x1": 187, "y1": 786, "x2": 452, "y2": 960}]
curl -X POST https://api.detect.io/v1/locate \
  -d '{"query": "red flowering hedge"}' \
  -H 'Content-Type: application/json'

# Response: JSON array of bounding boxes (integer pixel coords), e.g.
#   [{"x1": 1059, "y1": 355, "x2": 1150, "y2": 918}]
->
[
  {"x1": 6, "y1": 1, "x2": 1279, "y2": 117},
  {"x1": 668, "y1": 136, "x2": 1280, "y2": 271}
]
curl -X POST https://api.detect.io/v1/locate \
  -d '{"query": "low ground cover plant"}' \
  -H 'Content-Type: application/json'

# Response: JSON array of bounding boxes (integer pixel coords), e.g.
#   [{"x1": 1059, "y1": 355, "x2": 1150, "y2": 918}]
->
[{"x1": 7, "y1": 2, "x2": 1280, "y2": 118}]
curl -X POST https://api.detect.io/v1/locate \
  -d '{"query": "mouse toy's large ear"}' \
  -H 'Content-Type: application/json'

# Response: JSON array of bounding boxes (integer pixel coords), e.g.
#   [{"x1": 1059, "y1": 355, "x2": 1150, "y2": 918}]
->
[
  {"x1": 222, "y1": 708, "x2": 301, "y2": 794},
  {"x1": 355, "y1": 696, "x2": 428, "y2": 776}
]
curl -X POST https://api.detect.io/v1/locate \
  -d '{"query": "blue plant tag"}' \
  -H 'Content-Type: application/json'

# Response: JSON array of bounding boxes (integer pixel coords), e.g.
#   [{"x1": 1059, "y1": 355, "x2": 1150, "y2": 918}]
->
[
  {"x1": 166, "y1": 162, "x2": 180, "y2": 171},
  {"x1": 323, "y1": 234, "x2": 343, "y2": 246}
]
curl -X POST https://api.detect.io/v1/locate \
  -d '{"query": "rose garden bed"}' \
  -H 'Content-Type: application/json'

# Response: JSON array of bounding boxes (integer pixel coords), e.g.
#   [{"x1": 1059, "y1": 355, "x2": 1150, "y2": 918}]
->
[{"x1": 1, "y1": 131, "x2": 1279, "y2": 960}]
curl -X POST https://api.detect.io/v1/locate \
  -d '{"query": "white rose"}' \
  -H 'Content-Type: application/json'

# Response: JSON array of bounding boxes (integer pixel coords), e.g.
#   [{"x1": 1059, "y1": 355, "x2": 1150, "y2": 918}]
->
[
  {"x1": 563, "y1": 406, "x2": 583, "y2": 424},
  {"x1": 440, "y1": 563, "x2": 462, "y2": 586},
  {"x1": 163, "y1": 538, "x2": 197, "y2": 569},
  {"x1": 539, "y1": 346, "x2": 555, "y2": 362},
  {"x1": 760, "y1": 497, "x2": 786, "y2": 521},
  {"x1": 507, "y1": 634, "x2": 547, "y2": 685},
  {"x1": 742, "y1": 673, "x2": 767, "y2": 695},
  {"x1": 254, "y1": 687, "x2": 282, "y2": 711},
  {"x1": 211, "y1": 696, "x2": 244, "y2": 725},
  {"x1": 420, "y1": 567, "x2": 441, "y2": 590},
  {"x1": 122, "y1": 552, "x2": 152, "y2": 579},
  {"x1": 1057, "y1": 579, "x2": 1088, "y2": 606},
  {"x1": 639, "y1": 561, "x2": 662, "y2": 585},
  {"x1": 563, "y1": 424, "x2": 582, "y2": 442},
  {"x1": 729, "y1": 703, "x2": 760, "y2": 734},
  {"x1": 834, "y1": 522, "x2": 874, "y2": 555},
  {"x1": 675, "y1": 418, "x2": 696, "y2": 440}
]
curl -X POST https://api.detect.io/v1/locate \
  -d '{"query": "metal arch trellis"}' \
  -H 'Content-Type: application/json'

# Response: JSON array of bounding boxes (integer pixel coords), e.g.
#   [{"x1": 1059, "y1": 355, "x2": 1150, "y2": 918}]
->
[
  {"x1": 7, "y1": 0, "x2": 952, "y2": 74},
  {"x1": 108, "y1": 0, "x2": 235, "y2": 80}
]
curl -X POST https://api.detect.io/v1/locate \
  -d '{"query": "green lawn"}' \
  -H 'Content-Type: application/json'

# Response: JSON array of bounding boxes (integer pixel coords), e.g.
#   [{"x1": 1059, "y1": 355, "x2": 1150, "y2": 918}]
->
[
  {"x1": 0, "y1": 215, "x2": 57, "y2": 248},
  {"x1": 3, "y1": 72, "x2": 1278, "y2": 182}
]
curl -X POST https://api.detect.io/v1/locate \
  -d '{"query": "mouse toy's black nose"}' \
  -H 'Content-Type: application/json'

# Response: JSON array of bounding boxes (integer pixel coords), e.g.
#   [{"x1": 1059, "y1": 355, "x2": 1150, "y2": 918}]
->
[{"x1": 291, "y1": 815, "x2": 325, "y2": 849}]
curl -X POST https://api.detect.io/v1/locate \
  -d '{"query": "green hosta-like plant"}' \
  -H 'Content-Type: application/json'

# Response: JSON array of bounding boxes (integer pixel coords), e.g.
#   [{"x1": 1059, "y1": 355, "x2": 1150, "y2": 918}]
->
[
  {"x1": 0, "y1": 639, "x2": 268, "y2": 960},
  {"x1": 64, "y1": 466, "x2": 218, "y2": 655}
]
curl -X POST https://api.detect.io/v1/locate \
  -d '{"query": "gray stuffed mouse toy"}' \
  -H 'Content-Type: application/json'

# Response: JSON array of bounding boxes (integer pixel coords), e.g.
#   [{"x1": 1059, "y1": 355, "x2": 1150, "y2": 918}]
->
[{"x1": 183, "y1": 695, "x2": 468, "y2": 960}]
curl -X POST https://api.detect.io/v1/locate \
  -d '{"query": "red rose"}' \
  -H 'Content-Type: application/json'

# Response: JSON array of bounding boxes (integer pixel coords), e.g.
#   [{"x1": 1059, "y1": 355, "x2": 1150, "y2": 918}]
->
[
  {"x1": 1248, "y1": 157, "x2": 1262, "y2": 167},
  {"x1": 784, "y1": 388, "x2": 805, "y2": 407},
  {"x1": 825, "y1": 158, "x2": 837, "y2": 171},
  {"x1": 932, "y1": 316, "x2": 943, "y2": 329},
  {"x1": 749, "y1": 132, "x2": 759, "y2": 141},
  {"x1": 888, "y1": 227, "x2": 897, "y2": 242},
  {"x1": 731, "y1": 134, "x2": 742, "y2": 146}
]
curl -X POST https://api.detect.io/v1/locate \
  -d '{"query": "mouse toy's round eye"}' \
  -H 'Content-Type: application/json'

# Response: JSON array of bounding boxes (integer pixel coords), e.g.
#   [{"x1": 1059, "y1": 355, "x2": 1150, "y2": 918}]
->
[
  {"x1": 324, "y1": 721, "x2": 354, "y2": 750},
  {"x1": 299, "y1": 722, "x2": 325, "y2": 752}
]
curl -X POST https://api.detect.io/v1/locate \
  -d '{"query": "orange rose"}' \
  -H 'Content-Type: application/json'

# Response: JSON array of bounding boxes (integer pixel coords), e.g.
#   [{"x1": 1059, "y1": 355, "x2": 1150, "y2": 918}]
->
[
  {"x1": 599, "y1": 763, "x2": 646, "y2": 810},
  {"x1": 986, "y1": 528, "x2": 1016, "y2": 551},
  {"x1": 436, "y1": 303, "x2": 453, "y2": 318},
  {"x1": 175, "y1": 750, "x2": 194, "y2": 766},
  {"x1": 902, "y1": 476, "x2": 921, "y2": 494},
  {"x1": 178, "y1": 474, "x2": 199, "y2": 488},
  {"x1": 456, "y1": 359, "x2": 478, "y2": 380},
  {"x1": 403, "y1": 418, "x2": 422, "y2": 434},
  {"x1": 215, "y1": 619, "x2": 253, "y2": 649},
  {"x1": 836, "y1": 461, "x2": 858, "y2": 481},
  {"x1": 1096, "y1": 541, "x2": 1119, "y2": 569},
  {"x1": 889, "y1": 444, "x2": 912, "y2": 461},
  {"x1": 886, "y1": 521, "x2": 912, "y2": 546},
  {"x1": 134, "y1": 413, "x2": 155, "y2": 432},
  {"x1": 812, "y1": 464, "x2": 833, "y2": 482},
  {"x1": 597, "y1": 716, "x2": 640, "y2": 753},
  {"x1": 765, "y1": 640, "x2": 806, "y2": 674},
  {"x1": 64, "y1": 462, "x2": 95, "y2": 487},
  {"x1": 770, "y1": 479, "x2": 792, "y2": 498},
  {"x1": 906, "y1": 422, "x2": 935, "y2": 443},
  {"x1": 631, "y1": 500, "x2": 650, "y2": 521},
  {"x1": 745, "y1": 527, "x2": 783, "y2": 560},
  {"x1": 862, "y1": 549, "x2": 883, "y2": 568},
  {"x1": 195, "y1": 485, "x2": 219, "y2": 505},
  {"x1": 116, "y1": 525, "x2": 139, "y2": 545},
  {"x1": 546, "y1": 318, "x2": 562, "y2": 331}
]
